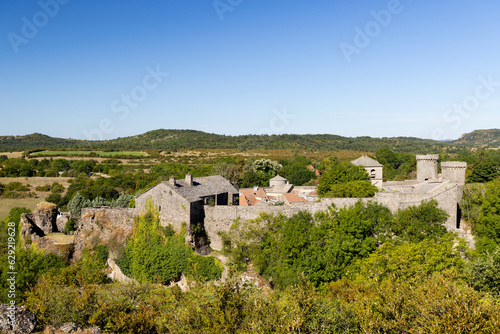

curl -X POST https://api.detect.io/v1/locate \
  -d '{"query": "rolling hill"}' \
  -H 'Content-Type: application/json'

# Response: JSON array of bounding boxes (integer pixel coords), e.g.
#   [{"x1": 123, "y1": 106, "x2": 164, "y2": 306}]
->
[
  {"x1": 3, "y1": 128, "x2": 495, "y2": 153},
  {"x1": 453, "y1": 129, "x2": 500, "y2": 148}
]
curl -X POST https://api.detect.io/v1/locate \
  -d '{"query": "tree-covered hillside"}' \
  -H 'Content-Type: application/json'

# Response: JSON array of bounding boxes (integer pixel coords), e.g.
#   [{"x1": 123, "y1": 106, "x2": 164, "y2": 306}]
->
[
  {"x1": 453, "y1": 129, "x2": 500, "y2": 147},
  {"x1": 0, "y1": 129, "x2": 450, "y2": 153}
]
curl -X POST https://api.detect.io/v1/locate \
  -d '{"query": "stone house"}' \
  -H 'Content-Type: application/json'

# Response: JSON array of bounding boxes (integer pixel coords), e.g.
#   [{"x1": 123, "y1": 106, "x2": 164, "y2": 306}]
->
[{"x1": 135, "y1": 174, "x2": 239, "y2": 230}]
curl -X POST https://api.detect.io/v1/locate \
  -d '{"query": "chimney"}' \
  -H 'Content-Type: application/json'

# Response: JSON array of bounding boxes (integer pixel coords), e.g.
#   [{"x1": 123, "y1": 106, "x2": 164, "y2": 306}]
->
[
  {"x1": 185, "y1": 173, "x2": 193, "y2": 186},
  {"x1": 169, "y1": 176, "x2": 176, "y2": 186}
]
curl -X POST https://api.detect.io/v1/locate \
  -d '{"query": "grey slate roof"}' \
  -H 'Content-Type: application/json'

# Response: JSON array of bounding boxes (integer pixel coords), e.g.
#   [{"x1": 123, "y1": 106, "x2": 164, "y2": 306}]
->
[
  {"x1": 351, "y1": 156, "x2": 383, "y2": 167},
  {"x1": 164, "y1": 175, "x2": 239, "y2": 202}
]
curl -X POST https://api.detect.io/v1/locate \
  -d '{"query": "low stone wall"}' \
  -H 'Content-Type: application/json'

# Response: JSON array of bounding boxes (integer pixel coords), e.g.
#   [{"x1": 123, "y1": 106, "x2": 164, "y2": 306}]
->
[{"x1": 107, "y1": 258, "x2": 136, "y2": 283}]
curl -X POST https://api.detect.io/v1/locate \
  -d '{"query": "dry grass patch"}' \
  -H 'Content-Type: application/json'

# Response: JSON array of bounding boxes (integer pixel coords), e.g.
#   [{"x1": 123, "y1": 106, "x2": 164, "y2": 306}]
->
[
  {"x1": 0, "y1": 177, "x2": 72, "y2": 197},
  {"x1": 1, "y1": 151, "x2": 24, "y2": 159},
  {"x1": 0, "y1": 198, "x2": 44, "y2": 220},
  {"x1": 45, "y1": 233, "x2": 74, "y2": 244}
]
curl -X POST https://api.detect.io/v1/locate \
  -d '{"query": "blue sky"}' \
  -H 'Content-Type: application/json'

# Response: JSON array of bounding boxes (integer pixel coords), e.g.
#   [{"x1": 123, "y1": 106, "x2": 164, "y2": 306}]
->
[{"x1": 1, "y1": 0, "x2": 500, "y2": 141}]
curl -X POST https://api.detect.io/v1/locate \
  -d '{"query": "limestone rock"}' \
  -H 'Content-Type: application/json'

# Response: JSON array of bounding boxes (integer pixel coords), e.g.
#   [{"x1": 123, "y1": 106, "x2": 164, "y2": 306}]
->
[
  {"x1": 0, "y1": 304, "x2": 37, "y2": 334},
  {"x1": 33, "y1": 202, "x2": 59, "y2": 235},
  {"x1": 58, "y1": 322, "x2": 77, "y2": 332}
]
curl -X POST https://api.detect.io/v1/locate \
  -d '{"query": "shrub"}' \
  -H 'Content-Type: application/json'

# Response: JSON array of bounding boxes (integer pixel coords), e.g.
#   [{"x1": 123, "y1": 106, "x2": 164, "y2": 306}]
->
[
  {"x1": 46, "y1": 193, "x2": 62, "y2": 206},
  {"x1": 35, "y1": 185, "x2": 51, "y2": 192},
  {"x1": 51, "y1": 182, "x2": 64, "y2": 193},
  {"x1": 186, "y1": 254, "x2": 224, "y2": 282}
]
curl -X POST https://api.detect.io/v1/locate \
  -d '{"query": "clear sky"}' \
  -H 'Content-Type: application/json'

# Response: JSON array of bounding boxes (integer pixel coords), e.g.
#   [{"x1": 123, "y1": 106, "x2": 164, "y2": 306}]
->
[{"x1": 1, "y1": 0, "x2": 500, "y2": 141}]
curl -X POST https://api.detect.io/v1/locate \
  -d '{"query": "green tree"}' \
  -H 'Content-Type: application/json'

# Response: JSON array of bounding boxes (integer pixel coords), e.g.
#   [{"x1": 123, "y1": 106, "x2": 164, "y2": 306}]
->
[
  {"x1": 68, "y1": 192, "x2": 86, "y2": 218},
  {"x1": 253, "y1": 159, "x2": 280, "y2": 176},
  {"x1": 474, "y1": 179, "x2": 500, "y2": 253},
  {"x1": 390, "y1": 200, "x2": 449, "y2": 243},
  {"x1": 466, "y1": 248, "x2": 500, "y2": 297},
  {"x1": 468, "y1": 158, "x2": 499, "y2": 183},
  {"x1": 349, "y1": 235, "x2": 466, "y2": 283},
  {"x1": 317, "y1": 161, "x2": 377, "y2": 198}
]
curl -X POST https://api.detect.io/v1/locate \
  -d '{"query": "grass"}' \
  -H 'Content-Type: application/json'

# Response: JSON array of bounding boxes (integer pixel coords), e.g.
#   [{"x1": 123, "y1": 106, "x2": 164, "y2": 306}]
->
[
  {"x1": 46, "y1": 233, "x2": 74, "y2": 244},
  {"x1": 30, "y1": 150, "x2": 147, "y2": 157},
  {"x1": 0, "y1": 198, "x2": 43, "y2": 221},
  {"x1": 0, "y1": 177, "x2": 71, "y2": 199},
  {"x1": 1, "y1": 152, "x2": 24, "y2": 159}
]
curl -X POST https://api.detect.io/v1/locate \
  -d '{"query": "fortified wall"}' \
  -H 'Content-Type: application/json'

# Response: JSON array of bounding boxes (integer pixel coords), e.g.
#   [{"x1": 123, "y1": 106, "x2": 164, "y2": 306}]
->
[
  {"x1": 204, "y1": 198, "x2": 367, "y2": 250},
  {"x1": 70, "y1": 155, "x2": 468, "y2": 254},
  {"x1": 204, "y1": 181, "x2": 462, "y2": 251}
]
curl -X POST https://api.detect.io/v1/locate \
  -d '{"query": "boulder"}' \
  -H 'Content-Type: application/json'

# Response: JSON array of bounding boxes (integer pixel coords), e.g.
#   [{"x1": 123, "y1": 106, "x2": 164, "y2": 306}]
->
[
  {"x1": 0, "y1": 304, "x2": 37, "y2": 334},
  {"x1": 33, "y1": 202, "x2": 59, "y2": 234},
  {"x1": 58, "y1": 322, "x2": 77, "y2": 332}
]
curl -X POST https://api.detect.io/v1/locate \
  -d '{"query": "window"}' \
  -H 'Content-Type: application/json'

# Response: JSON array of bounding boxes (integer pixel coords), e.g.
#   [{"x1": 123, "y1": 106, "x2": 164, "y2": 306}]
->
[{"x1": 370, "y1": 169, "x2": 376, "y2": 179}]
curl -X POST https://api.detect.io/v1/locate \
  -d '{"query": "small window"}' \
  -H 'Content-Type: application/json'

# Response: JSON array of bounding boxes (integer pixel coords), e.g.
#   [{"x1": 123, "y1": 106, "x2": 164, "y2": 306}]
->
[
  {"x1": 158, "y1": 206, "x2": 161, "y2": 212},
  {"x1": 370, "y1": 169, "x2": 376, "y2": 179}
]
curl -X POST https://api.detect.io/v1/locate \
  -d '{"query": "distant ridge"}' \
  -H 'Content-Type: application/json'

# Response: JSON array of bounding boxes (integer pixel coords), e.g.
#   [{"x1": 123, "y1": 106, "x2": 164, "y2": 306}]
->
[
  {"x1": 452, "y1": 129, "x2": 500, "y2": 147},
  {"x1": 0, "y1": 128, "x2": 487, "y2": 153}
]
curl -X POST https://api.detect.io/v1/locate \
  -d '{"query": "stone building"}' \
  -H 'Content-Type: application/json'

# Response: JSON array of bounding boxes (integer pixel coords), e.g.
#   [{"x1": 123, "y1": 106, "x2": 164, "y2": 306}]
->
[
  {"x1": 135, "y1": 174, "x2": 239, "y2": 230},
  {"x1": 351, "y1": 155, "x2": 383, "y2": 189},
  {"x1": 441, "y1": 161, "x2": 467, "y2": 185},
  {"x1": 416, "y1": 154, "x2": 440, "y2": 182}
]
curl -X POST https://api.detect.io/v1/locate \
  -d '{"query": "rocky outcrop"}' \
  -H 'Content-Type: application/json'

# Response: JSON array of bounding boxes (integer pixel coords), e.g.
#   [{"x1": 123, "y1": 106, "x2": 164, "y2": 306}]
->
[
  {"x1": 72, "y1": 207, "x2": 135, "y2": 262},
  {"x1": 41, "y1": 325, "x2": 101, "y2": 334},
  {"x1": 0, "y1": 304, "x2": 37, "y2": 334},
  {"x1": 20, "y1": 202, "x2": 68, "y2": 240},
  {"x1": 19, "y1": 203, "x2": 74, "y2": 260}
]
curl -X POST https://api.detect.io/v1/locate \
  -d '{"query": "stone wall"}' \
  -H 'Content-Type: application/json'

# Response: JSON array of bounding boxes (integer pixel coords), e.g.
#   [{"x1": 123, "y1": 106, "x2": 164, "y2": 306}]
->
[
  {"x1": 441, "y1": 161, "x2": 467, "y2": 185},
  {"x1": 375, "y1": 182, "x2": 461, "y2": 231},
  {"x1": 204, "y1": 198, "x2": 369, "y2": 251},
  {"x1": 204, "y1": 183, "x2": 462, "y2": 251}
]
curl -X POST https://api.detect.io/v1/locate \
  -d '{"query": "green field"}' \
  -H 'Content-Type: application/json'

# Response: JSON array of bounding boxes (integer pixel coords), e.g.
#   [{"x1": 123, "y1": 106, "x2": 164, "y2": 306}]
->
[{"x1": 30, "y1": 150, "x2": 148, "y2": 158}]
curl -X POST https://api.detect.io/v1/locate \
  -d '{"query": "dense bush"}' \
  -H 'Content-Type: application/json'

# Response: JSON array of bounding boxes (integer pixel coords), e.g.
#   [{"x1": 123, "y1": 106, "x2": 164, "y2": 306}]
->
[
  {"x1": 317, "y1": 161, "x2": 378, "y2": 198},
  {"x1": 117, "y1": 200, "x2": 222, "y2": 284}
]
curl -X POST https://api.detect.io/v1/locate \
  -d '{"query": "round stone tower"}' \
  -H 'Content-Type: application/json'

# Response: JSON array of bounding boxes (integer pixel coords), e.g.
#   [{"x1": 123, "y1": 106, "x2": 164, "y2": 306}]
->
[
  {"x1": 416, "y1": 154, "x2": 439, "y2": 183},
  {"x1": 441, "y1": 161, "x2": 467, "y2": 185}
]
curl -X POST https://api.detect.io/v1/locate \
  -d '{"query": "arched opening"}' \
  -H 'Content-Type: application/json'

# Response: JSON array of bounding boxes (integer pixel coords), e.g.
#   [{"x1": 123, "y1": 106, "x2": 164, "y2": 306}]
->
[
  {"x1": 370, "y1": 169, "x2": 376, "y2": 179},
  {"x1": 456, "y1": 203, "x2": 461, "y2": 229}
]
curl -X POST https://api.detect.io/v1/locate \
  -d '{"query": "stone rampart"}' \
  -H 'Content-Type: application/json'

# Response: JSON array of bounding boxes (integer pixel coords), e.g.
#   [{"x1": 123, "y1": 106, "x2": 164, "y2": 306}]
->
[
  {"x1": 204, "y1": 198, "x2": 370, "y2": 251},
  {"x1": 205, "y1": 183, "x2": 462, "y2": 251}
]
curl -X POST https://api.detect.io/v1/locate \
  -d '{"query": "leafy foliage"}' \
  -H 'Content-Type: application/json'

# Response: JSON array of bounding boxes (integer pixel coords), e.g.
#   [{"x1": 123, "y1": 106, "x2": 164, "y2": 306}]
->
[
  {"x1": 317, "y1": 161, "x2": 377, "y2": 198},
  {"x1": 223, "y1": 201, "x2": 393, "y2": 288},
  {"x1": 117, "y1": 199, "x2": 222, "y2": 284},
  {"x1": 466, "y1": 247, "x2": 500, "y2": 297},
  {"x1": 349, "y1": 235, "x2": 466, "y2": 283},
  {"x1": 468, "y1": 158, "x2": 499, "y2": 183},
  {"x1": 390, "y1": 199, "x2": 449, "y2": 243}
]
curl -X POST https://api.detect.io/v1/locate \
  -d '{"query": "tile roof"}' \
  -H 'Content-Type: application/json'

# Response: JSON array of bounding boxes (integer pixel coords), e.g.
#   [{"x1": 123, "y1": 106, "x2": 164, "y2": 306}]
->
[{"x1": 282, "y1": 193, "x2": 307, "y2": 204}]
